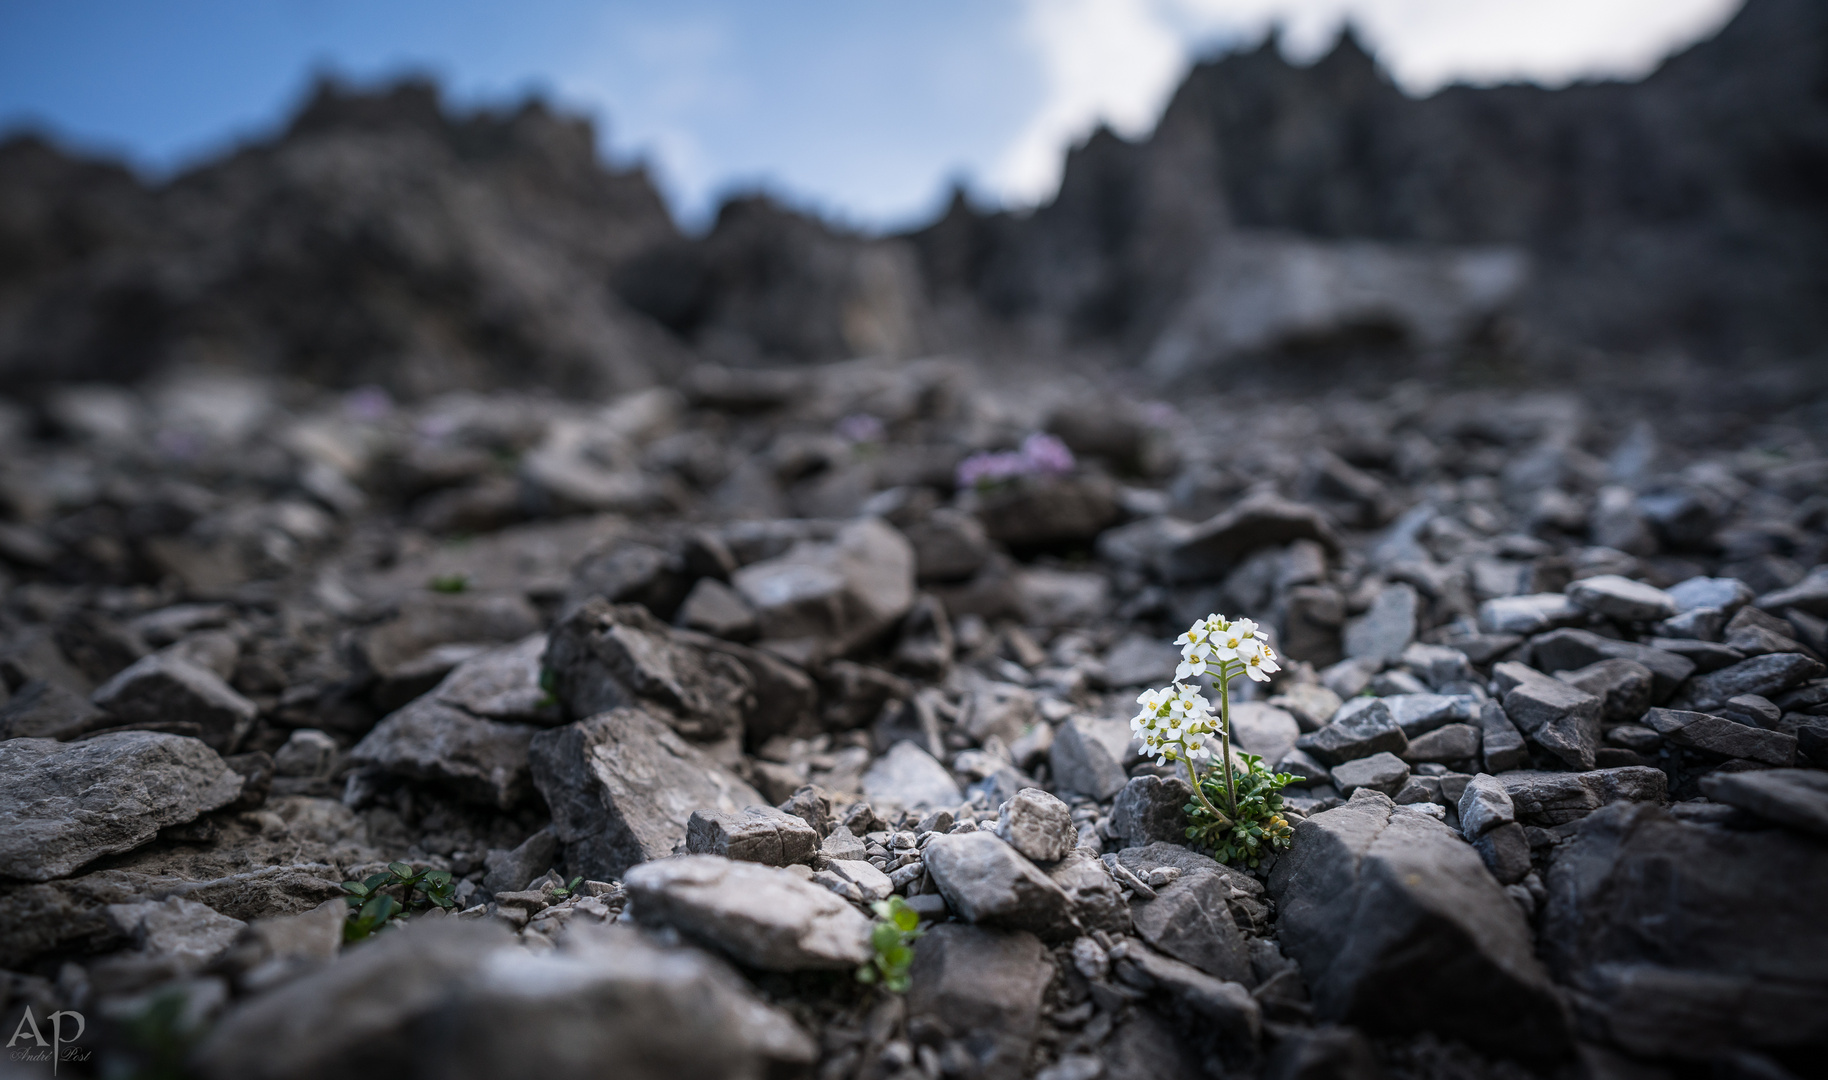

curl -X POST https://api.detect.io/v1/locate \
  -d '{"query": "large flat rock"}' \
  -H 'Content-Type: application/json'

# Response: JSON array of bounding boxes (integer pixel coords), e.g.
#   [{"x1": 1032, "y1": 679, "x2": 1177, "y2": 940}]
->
[
  {"x1": 1267, "y1": 789, "x2": 1569, "y2": 1060},
  {"x1": 625, "y1": 854, "x2": 872, "y2": 970},
  {"x1": 0, "y1": 732, "x2": 243, "y2": 882}
]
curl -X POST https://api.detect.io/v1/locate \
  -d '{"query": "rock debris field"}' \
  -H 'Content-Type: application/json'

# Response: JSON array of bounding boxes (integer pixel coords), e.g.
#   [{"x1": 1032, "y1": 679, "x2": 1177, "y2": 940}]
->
[{"x1": 1, "y1": 359, "x2": 1826, "y2": 1080}]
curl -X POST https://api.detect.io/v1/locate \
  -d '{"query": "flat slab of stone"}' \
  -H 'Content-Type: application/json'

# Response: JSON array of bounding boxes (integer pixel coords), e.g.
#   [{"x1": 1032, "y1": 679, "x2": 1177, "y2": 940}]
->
[
  {"x1": 1331, "y1": 751, "x2": 1410, "y2": 797},
  {"x1": 1497, "y1": 767, "x2": 1667, "y2": 827},
  {"x1": 0, "y1": 732, "x2": 243, "y2": 882},
  {"x1": 1478, "y1": 594, "x2": 1583, "y2": 636},
  {"x1": 529, "y1": 707, "x2": 763, "y2": 880},
  {"x1": 1671, "y1": 652, "x2": 1825, "y2": 714},
  {"x1": 1699, "y1": 769, "x2": 1828, "y2": 837},
  {"x1": 686, "y1": 805, "x2": 820, "y2": 865},
  {"x1": 862, "y1": 740, "x2": 962, "y2": 810},
  {"x1": 92, "y1": 651, "x2": 259, "y2": 754},
  {"x1": 1268, "y1": 790, "x2": 1569, "y2": 1060},
  {"x1": 1295, "y1": 699, "x2": 1407, "y2": 766},
  {"x1": 430, "y1": 633, "x2": 564, "y2": 725},
  {"x1": 1530, "y1": 628, "x2": 1696, "y2": 701},
  {"x1": 1162, "y1": 493, "x2": 1339, "y2": 583},
  {"x1": 625, "y1": 854, "x2": 872, "y2": 970},
  {"x1": 1642, "y1": 708, "x2": 1796, "y2": 766},
  {"x1": 1566, "y1": 575, "x2": 1678, "y2": 623}
]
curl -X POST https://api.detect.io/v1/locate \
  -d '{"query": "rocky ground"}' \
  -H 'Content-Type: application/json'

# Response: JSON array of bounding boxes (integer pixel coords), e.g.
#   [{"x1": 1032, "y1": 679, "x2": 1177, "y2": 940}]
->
[{"x1": 1, "y1": 358, "x2": 1825, "y2": 1079}]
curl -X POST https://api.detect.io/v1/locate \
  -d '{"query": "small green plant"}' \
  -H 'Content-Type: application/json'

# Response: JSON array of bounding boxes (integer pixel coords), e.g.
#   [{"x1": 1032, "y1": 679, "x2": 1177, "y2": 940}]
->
[
  {"x1": 429, "y1": 572, "x2": 470, "y2": 594},
  {"x1": 855, "y1": 896, "x2": 923, "y2": 993},
  {"x1": 1184, "y1": 752, "x2": 1295, "y2": 867},
  {"x1": 549, "y1": 876, "x2": 585, "y2": 901},
  {"x1": 537, "y1": 665, "x2": 559, "y2": 709},
  {"x1": 341, "y1": 861, "x2": 458, "y2": 942}
]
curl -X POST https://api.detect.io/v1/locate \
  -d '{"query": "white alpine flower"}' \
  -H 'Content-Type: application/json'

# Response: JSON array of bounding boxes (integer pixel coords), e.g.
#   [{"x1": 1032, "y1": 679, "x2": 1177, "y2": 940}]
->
[
  {"x1": 1132, "y1": 682, "x2": 1215, "y2": 766},
  {"x1": 1242, "y1": 638, "x2": 1281, "y2": 682}
]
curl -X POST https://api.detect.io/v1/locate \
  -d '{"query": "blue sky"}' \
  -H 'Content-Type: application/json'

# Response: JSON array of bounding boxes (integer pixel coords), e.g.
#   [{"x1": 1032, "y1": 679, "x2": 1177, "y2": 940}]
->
[{"x1": 0, "y1": 0, "x2": 1744, "y2": 230}]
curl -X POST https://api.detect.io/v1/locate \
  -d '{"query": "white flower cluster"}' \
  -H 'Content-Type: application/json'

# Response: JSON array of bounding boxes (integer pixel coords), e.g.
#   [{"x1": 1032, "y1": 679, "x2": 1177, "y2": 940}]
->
[
  {"x1": 1131, "y1": 683, "x2": 1216, "y2": 766},
  {"x1": 1175, "y1": 614, "x2": 1280, "y2": 683}
]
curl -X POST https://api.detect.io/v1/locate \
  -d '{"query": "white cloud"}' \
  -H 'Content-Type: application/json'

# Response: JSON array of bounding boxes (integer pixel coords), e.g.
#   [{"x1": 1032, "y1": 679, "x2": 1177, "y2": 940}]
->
[{"x1": 993, "y1": 0, "x2": 1744, "y2": 207}]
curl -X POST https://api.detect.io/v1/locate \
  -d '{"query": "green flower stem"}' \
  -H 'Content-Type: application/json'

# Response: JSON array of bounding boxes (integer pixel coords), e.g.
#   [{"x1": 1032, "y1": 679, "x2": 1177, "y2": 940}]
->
[
  {"x1": 1185, "y1": 756, "x2": 1231, "y2": 827},
  {"x1": 1217, "y1": 661, "x2": 1238, "y2": 817}
]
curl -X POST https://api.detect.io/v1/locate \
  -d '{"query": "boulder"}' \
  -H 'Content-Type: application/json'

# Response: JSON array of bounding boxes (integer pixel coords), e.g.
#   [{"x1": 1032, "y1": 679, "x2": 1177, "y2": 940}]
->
[
  {"x1": 1543, "y1": 803, "x2": 1828, "y2": 1059},
  {"x1": 1671, "y1": 652, "x2": 1825, "y2": 714},
  {"x1": 1566, "y1": 575, "x2": 1678, "y2": 623},
  {"x1": 194, "y1": 921, "x2": 816, "y2": 1080},
  {"x1": 1493, "y1": 661, "x2": 1600, "y2": 770},
  {"x1": 907, "y1": 924, "x2": 1053, "y2": 1080},
  {"x1": 685, "y1": 805, "x2": 820, "y2": 866},
  {"x1": 1496, "y1": 767, "x2": 1667, "y2": 827},
  {"x1": 529, "y1": 707, "x2": 764, "y2": 881},
  {"x1": 922, "y1": 831, "x2": 1080, "y2": 939},
  {"x1": 545, "y1": 600, "x2": 754, "y2": 742},
  {"x1": 624, "y1": 855, "x2": 872, "y2": 970},
  {"x1": 91, "y1": 650, "x2": 259, "y2": 754},
  {"x1": 1268, "y1": 790, "x2": 1570, "y2": 1059},
  {"x1": 1295, "y1": 699, "x2": 1407, "y2": 766},
  {"x1": 1698, "y1": 769, "x2": 1828, "y2": 837},
  {"x1": 0, "y1": 732, "x2": 242, "y2": 881},
  {"x1": 996, "y1": 787, "x2": 1075, "y2": 863},
  {"x1": 348, "y1": 699, "x2": 537, "y2": 808},
  {"x1": 730, "y1": 517, "x2": 916, "y2": 662},
  {"x1": 1641, "y1": 708, "x2": 1796, "y2": 766},
  {"x1": 1108, "y1": 775, "x2": 1193, "y2": 848}
]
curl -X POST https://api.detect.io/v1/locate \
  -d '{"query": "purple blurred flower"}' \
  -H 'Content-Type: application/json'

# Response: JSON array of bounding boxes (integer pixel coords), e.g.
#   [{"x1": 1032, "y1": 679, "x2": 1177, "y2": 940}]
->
[
  {"x1": 955, "y1": 432, "x2": 1077, "y2": 491},
  {"x1": 343, "y1": 385, "x2": 393, "y2": 422},
  {"x1": 836, "y1": 413, "x2": 886, "y2": 444}
]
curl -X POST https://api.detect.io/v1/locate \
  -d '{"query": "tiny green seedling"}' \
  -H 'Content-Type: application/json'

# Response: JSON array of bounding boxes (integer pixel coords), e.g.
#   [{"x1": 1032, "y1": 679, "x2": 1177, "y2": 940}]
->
[
  {"x1": 855, "y1": 896, "x2": 923, "y2": 993},
  {"x1": 537, "y1": 666, "x2": 559, "y2": 709},
  {"x1": 341, "y1": 861, "x2": 458, "y2": 942},
  {"x1": 429, "y1": 573, "x2": 470, "y2": 594},
  {"x1": 549, "y1": 876, "x2": 585, "y2": 901}
]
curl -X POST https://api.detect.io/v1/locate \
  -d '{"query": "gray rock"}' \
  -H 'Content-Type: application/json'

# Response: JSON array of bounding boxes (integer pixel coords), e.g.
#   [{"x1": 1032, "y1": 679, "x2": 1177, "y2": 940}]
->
[
  {"x1": 1229, "y1": 701, "x2": 1302, "y2": 765},
  {"x1": 1497, "y1": 767, "x2": 1668, "y2": 826},
  {"x1": 1755, "y1": 565, "x2": 1828, "y2": 617},
  {"x1": 1471, "y1": 822, "x2": 1532, "y2": 885},
  {"x1": 1553, "y1": 658, "x2": 1653, "y2": 724},
  {"x1": 1101, "y1": 632, "x2": 1180, "y2": 688},
  {"x1": 1645, "y1": 636, "x2": 1746, "y2": 672},
  {"x1": 1671, "y1": 652, "x2": 1825, "y2": 713},
  {"x1": 907, "y1": 924, "x2": 1053, "y2": 1080},
  {"x1": 1494, "y1": 661, "x2": 1601, "y2": 770},
  {"x1": 625, "y1": 854, "x2": 872, "y2": 970},
  {"x1": 1262, "y1": 1026, "x2": 1379, "y2": 1080},
  {"x1": 482, "y1": 828, "x2": 560, "y2": 895},
  {"x1": 194, "y1": 921, "x2": 816, "y2": 1080},
  {"x1": 1295, "y1": 698, "x2": 1407, "y2": 766},
  {"x1": 1107, "y1": 938, "x2": 1262, "y2": 1049},
  {"x1": 1117, "y1": 842, "x2": 1271, "y2": 936},
  {"x1": 1048, "y1": 714, "x2": 1134, "y2": 800},
  {"x1": 1046, "y1": 850, "x2": 1130, "y2": 934},
  {"x1": 1567, "y1": 575, "x2": 1678, "y2": 623},
  {"x1": 996, "y1": 787, "x2": 1075, "y2": 863},
  {"x1": 430, "y1": 633, "x2": 564, "y2": 725},
  {"x1": 1698, "y1": 769, "x2": 1828, "y2": 837},
  {"x1": 1542, "y1": 802, "x2": 1828, "y2": 1059},
  {"x1": 1163, "y1": 493, "x2": 1339, "y2": 583},
  {"x1": 1383, "y1": 693, "x2": 1475, "y2": 737},
  {"x1": 1478, "y1": 593, "x2": 1584, "y2": 635},
  {"x1": 529, "y1": 707, "x2": 764, "y2": 880},
  {"x1": 1343, "y1": 583, "x2": 1417, "y2": 664},
  {"x1": 686, "y1": 632, "x2": 819, "y2": 744},
  {"x1": 905, "y1": 507, "x2": 995, "y2": 583},
  {"x1": 1401, "y1": 642, "x2": 1474, "y2": 689},
  {"x1": 730, "y1": 517, "x2": 916, "y2": 662},
  {"x1": 1655, "y1": 606, "x2": 1728, "y2": 641},
  {"x1": 1668, "y1": 576, "x2": 1755, "y2": 614},
  {"x1": 1268, "y1": 683, "x2": 1343, "y2": 732},
  {"x1": 91, "y1": 650, "x2": 259, "y2": 754},
  {"x1": 922, "y1": 831, "x2": 1080, "y2": 939},
  {"x1": 1129, "y1": 868, "x2": 1255, "y2": 985},
  {"x1": 861, "y1": 740, "x2": 962, "y2": 810},
  {"x1": 1268, "y1": 790, "x2": 1569, "y2": 1059},
  {"x1": 1641, "y1": 707, "x2": 1796, "y2": 765},
  {"x1": 1276, "y1": 747, "x2": 1332, "y2": 785},
  {"x1": 349, "y1": 699, "x2": 537, "y2": 808},
  {"x1": 1330, "y1": 752, "x2": 1410, "y2": 797},
  {"x1": 1605, "y1": 723, "x2": 1663, "y2": 752},
  {"x1": 675, "y1": 577, "x2": 759, "y2": 641},
  {"x1": 0, "y1": 679, "x2": 106, "y2": 740},
  {"x1": 975, "y1": 475, "x2": 1122, "y2": 550},
  {"x1": 1530, "y1": 628, "x2": 1696, "y2": 701},
  {"x1": 1108, "y1": 775, "x2": 1193, "y2": 847},
  {"x1": 686, "y1": 805, "x2": 820, "y2": 866},
  {"x1": 272, "y1": 729, "x2": 339, "y2": 779},
  {"x1": 818, "y1": 856, "x2": 894, "y2": 903},
  {"x1": 94, "y1": 895, "x2": 247, "y2": 991},
  {"x1": 817, "y1": 824, "x2": 868, "y2": 863},
  {"x1": 357, "y1": 592, "x2": 543, "y2": 711},
  {"x1": 1457, "y1": 774, "x2": 1516, "y2": 839},
  {"x1": 1401, "y1": 723, "x2": 1480, "y2": 764},
  {"x1": 0, "y1": 732, "x2": 242, "y2": 881},
  {"x1": 1473, "y1": 700, "x2": 1530, "y2": 772},
  {"x1": 1717, "y1": 694, "x2": 1781, "y2": 729},
  {"x1": 544, "y1": 600, "x2": 754, "y2": 742}
]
